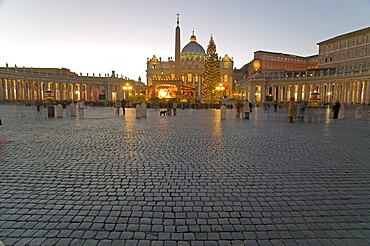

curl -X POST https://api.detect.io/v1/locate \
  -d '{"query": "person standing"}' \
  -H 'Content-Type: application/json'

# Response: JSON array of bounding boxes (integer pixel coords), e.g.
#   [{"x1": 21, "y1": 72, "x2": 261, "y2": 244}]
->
[
  {"x1": 243, "y1": 99, "x2": 252, "y2": 119},
  {"x1": 235, "y1": 101, "x2": 242, "y2": 118},
  {"x1": 273, "y1": 101, "x2": 278, "y2": 112},
  {"x1": 77, "y1": 100, "x2": 84, "y2": 116},
  {"x1": 287, "y1": 97, "x2": 297, "y2": 123},
  {"x1": 167, "y1": 100, "x2": 173, "y2": 116},
  {"x1": 115, "y1": 100, "x2": 121, "y2": 114},
  {"x1": 296, "y1": 101, "x2": 306, "y2": 122},
  {"x1": 121, "y1": 99, "x2": 126, "y2": 115},
  {"x1": 332, "y1": 100, "x2": 340, "y2": 119},
  {"x1": 172, "y1": 100, "x2": 177, "y2": 116},
  {"x1": 35, "y1": 100, "x2": 42, "y2": 112}
]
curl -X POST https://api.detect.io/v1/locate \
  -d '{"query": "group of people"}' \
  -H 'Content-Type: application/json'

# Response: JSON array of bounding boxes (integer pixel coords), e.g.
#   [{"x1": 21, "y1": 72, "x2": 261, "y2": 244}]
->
[
  {"x1": 287, "y1": 97, "x2": 341, "y2": 123},
  {"x1": 236, "y1": 100, "x2": 253, "y2": 119},
  {"x1": 166, "y1": 100, "x2": 178, "y2": 116},
  {"x1": 115, "y1": 99, "x2": 126, "y2": 115},
  {"x1": 287, "y1": 99, "x2": 307, "y2": 123},
  {"x1": 158, "y1": 100, "x2": 178, "y2": 116}
]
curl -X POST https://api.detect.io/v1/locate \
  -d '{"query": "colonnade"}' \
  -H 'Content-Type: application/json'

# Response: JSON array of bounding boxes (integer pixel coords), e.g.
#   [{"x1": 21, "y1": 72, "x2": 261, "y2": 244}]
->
[
  {"x1": 0, "y1": 68, "x2": 141, "y2": 103},
  {"x1": 235, "y1": 75, "x2": 370, "y2": 105}
]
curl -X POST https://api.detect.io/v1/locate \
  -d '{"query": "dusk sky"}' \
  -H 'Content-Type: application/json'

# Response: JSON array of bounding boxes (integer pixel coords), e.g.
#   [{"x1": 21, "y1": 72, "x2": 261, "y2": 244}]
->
[{"x1": 0, "y1": 0, "x2": 369, "y2": 83}]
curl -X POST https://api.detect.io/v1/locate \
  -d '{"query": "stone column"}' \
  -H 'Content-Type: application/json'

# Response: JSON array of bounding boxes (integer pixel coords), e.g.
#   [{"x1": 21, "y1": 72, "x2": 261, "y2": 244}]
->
[
  {"x1": 297, "y1": 84, "x2": 302, "y2": 101},
  {"x1": 72, "y1": 83, "x2": 77, "y2": 101},
  {"x1": 117, "y1": 84, "x2": 122, "y2": 101},
  {"x1": 30, "y1": 81, "x2": 35, "y2": 101},
  {"x1": 91, "y1": 84, "x2": 96, "y2": 101},
  {"x1": 247, "y1": 84, "x2": 253, "y2": 103},
  {"x1": 261, "y1": 83, "x2": 266, "y2": 103},
  {"x1": 60, "y1": 83, "x2": 64, "y2": 101},
  {"x1": 283, "y1": 85, "x2": 287, "y2": 103},
  {"x1": 104, "y1": 83, "x2": 110, "y2": 102},
  {"x1": 8, "y1": 79, "x2": 13, "y2": 100},
  {"x1": 24, "y1": 80, "x2": 29, "y2": 101},
  {"x1": 348, "y1": 82, "x2": 353, "y2": 104},
  {"x1": 332, "y1": 83, "x2": 337, "y2": 101},
  {"x1": 291, "y1": 85, "x2": 295, "y2": 100},
  {"x1": 15, "y1": 79, "x2": 20, "y2": 100},
  {"x1": 340, "y1": 83, "x2": 345, "y2": 104},
  {"x1": 357, "y1": 81, "x2": 363, "y2": 104},
  {"x1": 365, "y1": 80, "x2": 370, "y2": 105},
  {"x1": 339, "y1": 83, "x2": 343, "y2": 104},
  {"x1": 79, "y1": 83, "x2": 83, "y2": 101},
  {"x1": 66, "y1": 83, "x2": 70, "y2": 100},
  {"x1": 116, "y1": 85, "x2": 120, "y2": 101},
  {"x1": 36, "y1": 81, "x2": 41, "y2": 100},
  {"x1": 52, "y1": 82, "x2": 57, "y2": 101},
  {"x1": 319, "y1": 84, "x2": 324, "y2": 104},
  {"x1": 0, "y1": 79, "x2": 3, "y2": 101}
]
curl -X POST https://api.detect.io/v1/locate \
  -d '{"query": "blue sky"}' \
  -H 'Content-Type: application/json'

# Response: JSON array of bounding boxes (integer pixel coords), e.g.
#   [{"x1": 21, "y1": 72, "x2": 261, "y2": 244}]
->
[{"x1": 0, "y1": 0, "x2": 369, "y2": 83}]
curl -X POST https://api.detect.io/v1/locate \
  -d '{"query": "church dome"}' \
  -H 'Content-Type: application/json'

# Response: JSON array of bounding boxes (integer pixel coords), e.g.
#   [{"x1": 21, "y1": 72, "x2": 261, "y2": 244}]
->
[{"x1": 181, "y1": 31, "x2": 206, "y2": 61}]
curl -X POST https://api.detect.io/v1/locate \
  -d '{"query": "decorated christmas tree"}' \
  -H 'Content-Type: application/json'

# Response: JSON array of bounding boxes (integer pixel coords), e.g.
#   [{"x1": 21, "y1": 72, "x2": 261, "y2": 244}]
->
[{"x1": 202, "y1": 35, "x2": 221, "y2": 103}]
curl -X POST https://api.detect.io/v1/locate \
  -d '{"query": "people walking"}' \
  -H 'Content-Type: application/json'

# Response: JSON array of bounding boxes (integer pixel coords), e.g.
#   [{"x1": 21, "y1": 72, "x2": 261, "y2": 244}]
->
[
  {"x1": 167, "y1": 100, "x2": 173, "y2": 116},
  {"x1": 115, "y1": 100, "x2": 121, "y2": 114},
  {"x1": 296, "y1": 101, "x2": 306, "y2": 122},
  {"x1": 35, "y1": 100, "x2": 42, "y2": 112},
  {"x1": 273, "y1": 101, "x2": 278, "y2": 112},
  {"x1": 332, "y1": 100, "x2": 341, "y2": 119},
  {"x1": 172, "y1": 100, "x2": 177, "y2": 116},
  {"x1": 287, "y1": 97, "x2": 297, "y2": 123},
  {"x1": 121, "y1": 99, "x2": 126, "y2": 115},
  {"x1": 235, "y1": 101, "x2": 243, "y2": 118},
  {"x1": 242, "y1": 99, "x2": 252, "y2": 119},
  {"x1": 77, "y1": 100, "x2": 84, "y2": 116}
]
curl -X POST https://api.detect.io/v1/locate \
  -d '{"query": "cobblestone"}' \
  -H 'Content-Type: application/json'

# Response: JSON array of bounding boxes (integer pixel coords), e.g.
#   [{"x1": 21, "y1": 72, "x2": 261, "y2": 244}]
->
[{"x1": 0, "y1": 103, "x2": 369, "y2": 245}]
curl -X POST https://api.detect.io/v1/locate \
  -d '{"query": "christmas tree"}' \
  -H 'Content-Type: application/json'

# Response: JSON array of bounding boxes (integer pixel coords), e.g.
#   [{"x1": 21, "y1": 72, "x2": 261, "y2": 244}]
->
[{"x1": 202, "y1": 35, "x2": 221, "y2": 103}]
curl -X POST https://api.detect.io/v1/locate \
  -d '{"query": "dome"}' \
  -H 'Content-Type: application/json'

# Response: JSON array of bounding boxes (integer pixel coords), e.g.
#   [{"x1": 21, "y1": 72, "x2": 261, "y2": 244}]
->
[{"x1": 181, "y1": 31, "x2": 206, "y2": 61}]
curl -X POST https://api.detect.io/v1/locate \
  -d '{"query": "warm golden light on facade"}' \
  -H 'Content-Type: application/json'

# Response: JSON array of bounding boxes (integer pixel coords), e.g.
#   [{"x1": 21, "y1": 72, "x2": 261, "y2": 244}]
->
[
  {"x1": 215, "y1": 83, "x2": 225, "y2": 90},
  {"x1": 122, "y1": 83, "x2": 133, "y2": 90}
]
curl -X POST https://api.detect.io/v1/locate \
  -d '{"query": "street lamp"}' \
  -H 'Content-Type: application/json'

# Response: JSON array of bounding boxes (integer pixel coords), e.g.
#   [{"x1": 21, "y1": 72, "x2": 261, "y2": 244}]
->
[
  {"x1": 122, "y1": 83, "x2": 133, "y2": 100},
  {"x1": 215, "y1": 83, "x2": 225, "y2": 103}
]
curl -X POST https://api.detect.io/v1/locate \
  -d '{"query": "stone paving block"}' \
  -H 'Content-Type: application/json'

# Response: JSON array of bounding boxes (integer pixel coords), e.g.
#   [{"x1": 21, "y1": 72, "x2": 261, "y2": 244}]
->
[{"x1": 1, "y1": 105, "x2": 370, "y2": 245}]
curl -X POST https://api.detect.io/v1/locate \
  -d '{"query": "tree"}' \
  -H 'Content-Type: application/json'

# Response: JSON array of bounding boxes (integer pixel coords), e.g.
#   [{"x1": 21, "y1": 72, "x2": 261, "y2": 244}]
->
[{"x1": 202, "y1": 35, "x2": 221, "y2": 103}]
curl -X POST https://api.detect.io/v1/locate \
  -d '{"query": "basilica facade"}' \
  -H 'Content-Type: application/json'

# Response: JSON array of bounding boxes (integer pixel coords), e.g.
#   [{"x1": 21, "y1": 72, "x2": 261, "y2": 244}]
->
[{"x1": 146, "y1": 21, "x2": 234, "y2": 102}]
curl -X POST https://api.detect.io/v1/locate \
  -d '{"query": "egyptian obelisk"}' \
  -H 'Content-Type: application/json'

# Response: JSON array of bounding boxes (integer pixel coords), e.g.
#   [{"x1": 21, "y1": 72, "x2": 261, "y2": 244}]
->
[{"x1": 175, "y1": 13, "x2": 181, "y2": 78}]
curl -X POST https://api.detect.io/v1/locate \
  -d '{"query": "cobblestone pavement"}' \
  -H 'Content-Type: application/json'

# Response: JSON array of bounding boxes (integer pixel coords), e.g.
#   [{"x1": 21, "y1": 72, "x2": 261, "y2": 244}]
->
[{"x1": 0, "y1": 104, "x2": 369, "y2": 246}]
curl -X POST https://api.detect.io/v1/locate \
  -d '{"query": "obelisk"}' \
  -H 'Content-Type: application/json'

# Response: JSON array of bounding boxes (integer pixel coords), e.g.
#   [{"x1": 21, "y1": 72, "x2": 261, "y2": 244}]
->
[{"x1": 175, "y1": 13, "x2": 181, "y2": 78}]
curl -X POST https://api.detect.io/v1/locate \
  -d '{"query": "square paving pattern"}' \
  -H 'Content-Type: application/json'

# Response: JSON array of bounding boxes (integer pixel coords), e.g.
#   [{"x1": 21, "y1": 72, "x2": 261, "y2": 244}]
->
[{"x1": 0, "y1": 104, "x2": 369, "y2": 245}]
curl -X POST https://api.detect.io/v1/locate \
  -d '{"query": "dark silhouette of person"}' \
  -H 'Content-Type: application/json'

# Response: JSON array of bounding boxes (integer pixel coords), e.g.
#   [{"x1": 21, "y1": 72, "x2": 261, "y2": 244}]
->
[
  {"x1": 332, "y1": 100, "x2": 340, "y2": 119},
  {"x1": 121, "y1": 99, "x2": 126, "y2": 115}
]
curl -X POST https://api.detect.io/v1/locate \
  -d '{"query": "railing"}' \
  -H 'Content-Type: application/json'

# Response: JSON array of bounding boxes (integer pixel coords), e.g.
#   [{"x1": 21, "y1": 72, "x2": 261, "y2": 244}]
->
[
  {"x1": 0, "y1": 67, "x2": 128, "y2": 80},
  {"x1": 242, "y1": 68, "x2": 370, "y2": 82}
]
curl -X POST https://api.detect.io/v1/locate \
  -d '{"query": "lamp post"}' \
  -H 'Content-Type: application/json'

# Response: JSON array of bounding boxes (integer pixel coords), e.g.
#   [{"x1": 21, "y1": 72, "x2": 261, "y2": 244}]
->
[
  {"x1": 215, "y1": 83, "x2": 225, "y2": 103},
  {"x1": 122, "y1": 83, "x2": 133, "y2": 100}
]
